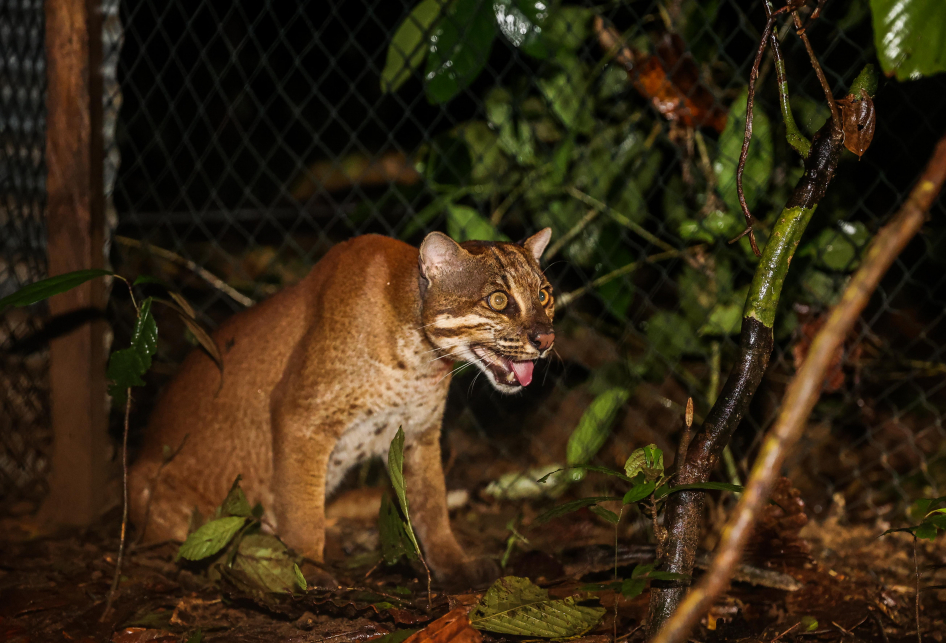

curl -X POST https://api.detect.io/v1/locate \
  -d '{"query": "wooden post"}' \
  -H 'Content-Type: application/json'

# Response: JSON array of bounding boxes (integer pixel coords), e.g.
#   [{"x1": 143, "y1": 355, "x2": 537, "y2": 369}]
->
[{"x1": 39, "y1": 0, "x2": 110, "y2": 525}]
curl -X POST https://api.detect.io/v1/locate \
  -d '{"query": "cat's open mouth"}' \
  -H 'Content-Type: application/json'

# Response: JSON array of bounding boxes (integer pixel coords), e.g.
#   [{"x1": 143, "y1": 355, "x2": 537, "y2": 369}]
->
[{"x1": 471, "y1": 346, "x2": 535, "y2": 387}]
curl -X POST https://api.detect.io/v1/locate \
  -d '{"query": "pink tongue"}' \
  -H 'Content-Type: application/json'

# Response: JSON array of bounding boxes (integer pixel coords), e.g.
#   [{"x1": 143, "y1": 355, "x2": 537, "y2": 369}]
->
[{"x1": 510, "y1": 360, "x2": 534, "y2": 386}]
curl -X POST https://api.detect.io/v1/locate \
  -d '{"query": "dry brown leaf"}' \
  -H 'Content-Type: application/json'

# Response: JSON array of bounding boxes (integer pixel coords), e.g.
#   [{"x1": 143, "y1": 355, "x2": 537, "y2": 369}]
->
[
  {"x1": 161, "y1": 294, "x2": 223, "y2": 371},
  {"x1": 402, "y1": 607, "x2": 482, "y2": 643},
  {"x1": 838, "y1": 90, "x2": 876, "y2": 158},
  {"x1": 593, "y1": 18, "x2": 728, "y2": 132}
]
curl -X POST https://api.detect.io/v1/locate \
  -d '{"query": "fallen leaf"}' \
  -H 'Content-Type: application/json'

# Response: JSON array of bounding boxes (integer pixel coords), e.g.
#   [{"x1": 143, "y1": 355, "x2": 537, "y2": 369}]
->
[
  {"x1": 402, "y1": 607, "x2": 482, "y2": 643},
  {"x1": 469, "y1": 576, "x2": 605, "y2": 638}
]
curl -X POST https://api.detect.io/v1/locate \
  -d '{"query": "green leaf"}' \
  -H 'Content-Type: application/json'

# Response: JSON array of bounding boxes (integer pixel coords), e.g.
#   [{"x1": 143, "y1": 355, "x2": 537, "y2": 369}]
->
[
  {"x1": 800, "y1": 616, "x2": 819, "y2": 632},
  {"x1": 456, "y1": 121, "x2": 509, "y2": 183},
  {"x1": 589, "y1": 505, "x2": 620, "y2": 524},
  {"x1": 915, "y1": 521, "x2": 938, "y2": 541},
  {"x1": 185, "y1": 629, "x2": 204, "y2": 643},
  {"x1": 800, "y1": 268, "x2": 847, "y2": 307},
  {"x1": 379, "y1": 492, "x2": 419, "y2": 564},
  {"x1": 699, "y1": 301, "x2": 743, "y2": 336},
  {"x1": 912, "y1": 498, "x2": 935, "y2": 518},
  {"x1": 470, "y1": 576, "x2": 606, "y2": 637},
  {"x1": 645, "y1": 311, "x2": 701, "y2": 361},
  {"x1": 382, "y1": 0, "x2": 446, "y2": 93},
  {"x1": 387, "y1": 428, "x2": 422, "y2": 556},
  {"x1": 221, "y1": 476, "x2": 253, "y2": 518},
  {"x1": 534, "y1": 496, "x2": 622, "y2": 525},
  {"x1": 715, "y1": 87, "x2": 773, "y2": 215},
  {"x1": 177, "y1": 515, "x2": 247, "y2": 561},
  {"x1": 623, "y1": 480, "x2": 657, "y2": 505},
  {"x1": 232, "y1": 534, "x2": 306, "y2": 593},
  {"x1": 538, "y1": 61, "x2": 594, "y2": 134},
  {"x1": 623, "y1": 444, "x2": 664, "y2": 481},
  {"x1": 485, "y1": 87, "x2": 536, "y2": 165},
  {"x1": 870, "y1": 0, "x2": 946, "y2": 81},
  {"x1": 425, "y1": 0, "x2": 497, "y2": 104},
  {"x1": 543, "y1": 6, "x2": 591, "y2": 51},
  {"x1": 293, "y1": 563, "x2": 307, "y2": 591},
  {"x1": 107, "y1": 297, "x2": 159, "y2": 398},
  {"x1": 493, "y1": 0, "x2": 550, "y2": 59},
  {"x1": 653, "y1": 481, "x2": 745, "y2": 499},
  {"x1": 630, "y1": 563, "x2": 654, "y2": 579},
  {"x1": 678, "y1": 208, "x2": 744, "y2": 244},
  {"x1": 0, "y1": 268, "x2": 114, "y2": 310},
  {"x1": 566, "y1": 387, "x2": 630, "y2": 466},
  {"x1": 620, "y1": 578, "x2": 646, "y2": 598},
  {"x1": 925, "y1": 514, "x2": 946, "y2": 529},
  {"x1": 132, "y1": 275, "x2": 172, "y2": 288},
  {"x1": 388, "y1": 427, "x2": 409, "y2": 514},
  {"x1": 446, "y1": 204, "x2": 508, "y2": 242},
  {"x1": 537, "y1": 464, "x2": 634, "y2": 484},
  {"x1": 800, "y1": 222, "x2": 870, "y2": 271}
]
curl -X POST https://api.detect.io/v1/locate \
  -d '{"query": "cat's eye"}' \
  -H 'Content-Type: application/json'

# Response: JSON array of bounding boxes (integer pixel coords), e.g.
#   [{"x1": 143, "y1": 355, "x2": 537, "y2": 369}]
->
[
  {"x1": 487, "y1": 291, "x2": 509, "y2": 311},
  {"x1": 538, "y1": 288, "x2": 550, "y2": 305}
]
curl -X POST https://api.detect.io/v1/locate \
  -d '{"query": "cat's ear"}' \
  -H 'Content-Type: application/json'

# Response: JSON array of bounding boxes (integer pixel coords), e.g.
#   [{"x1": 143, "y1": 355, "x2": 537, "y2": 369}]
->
[
  {"x1": 522, "y1": 227, "x2": 552, "y2": 262},
  {"x1": 419, "y1": 231, "x2": 465, "y2": 280}
]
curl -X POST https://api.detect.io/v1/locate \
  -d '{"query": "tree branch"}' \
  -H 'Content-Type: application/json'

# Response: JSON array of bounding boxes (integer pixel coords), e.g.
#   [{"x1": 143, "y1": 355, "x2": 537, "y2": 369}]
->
[
  {"x1": 651, "y1": 130, "x2": 946, "y2": 643},
  {"x1": 648, "y1": 117, "x2": 844, "y2": 634}
]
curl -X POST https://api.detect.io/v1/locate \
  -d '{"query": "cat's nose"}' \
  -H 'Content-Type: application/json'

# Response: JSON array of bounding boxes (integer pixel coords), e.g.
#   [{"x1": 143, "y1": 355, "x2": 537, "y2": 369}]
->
[{"x1": 529, "y1": 331, "x2": 555, "y2": 351}]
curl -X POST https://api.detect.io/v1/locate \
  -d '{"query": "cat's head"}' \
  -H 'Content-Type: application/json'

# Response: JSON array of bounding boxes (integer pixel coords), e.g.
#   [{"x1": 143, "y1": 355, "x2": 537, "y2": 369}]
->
[{"x1": 418, "y1": 228, "x2": 555, "y2": 393}]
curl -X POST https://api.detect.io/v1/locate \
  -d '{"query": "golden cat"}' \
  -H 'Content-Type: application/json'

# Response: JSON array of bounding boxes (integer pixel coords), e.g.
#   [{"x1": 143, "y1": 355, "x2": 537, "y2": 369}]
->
[{"x1": 129, "y1": 229, "x2": 555, "y2": 586}]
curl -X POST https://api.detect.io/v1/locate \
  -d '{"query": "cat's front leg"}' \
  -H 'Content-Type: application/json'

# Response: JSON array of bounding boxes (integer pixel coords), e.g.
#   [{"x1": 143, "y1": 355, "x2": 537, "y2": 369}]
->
[
  {"x1": 271, "y1": 402, "x2": 337, "y2": 563},
  {"x1": 402, "y1": 425, "x2": 498, "y2": 589}
]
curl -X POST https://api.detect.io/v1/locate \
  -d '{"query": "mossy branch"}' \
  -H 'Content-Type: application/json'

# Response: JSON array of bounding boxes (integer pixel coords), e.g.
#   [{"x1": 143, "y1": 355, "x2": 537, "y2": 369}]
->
[
  {"x1": 648, "y1": 53, "x2": 878, "y2": 634},
  {"x1": 651, "y1": 129, "x2": 946, "y2": 643}
]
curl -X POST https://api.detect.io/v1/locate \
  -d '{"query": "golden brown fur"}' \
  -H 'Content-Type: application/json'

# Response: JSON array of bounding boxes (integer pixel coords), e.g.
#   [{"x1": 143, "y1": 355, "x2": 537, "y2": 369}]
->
[{"x1": 129, "y1": 230, "x2": 554, "y2": 587}]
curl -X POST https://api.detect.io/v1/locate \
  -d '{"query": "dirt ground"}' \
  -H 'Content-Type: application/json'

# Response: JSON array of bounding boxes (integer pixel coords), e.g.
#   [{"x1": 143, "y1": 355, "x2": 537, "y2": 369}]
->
[{"x1": 1, "y1": 481, "x2": 943, "y2": 643}]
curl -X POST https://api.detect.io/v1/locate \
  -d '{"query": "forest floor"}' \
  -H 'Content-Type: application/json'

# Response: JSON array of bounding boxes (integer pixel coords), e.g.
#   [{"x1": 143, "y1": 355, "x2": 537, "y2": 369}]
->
[{"x1": 1, "y1": 482, "x2": 943, "y2": 643}]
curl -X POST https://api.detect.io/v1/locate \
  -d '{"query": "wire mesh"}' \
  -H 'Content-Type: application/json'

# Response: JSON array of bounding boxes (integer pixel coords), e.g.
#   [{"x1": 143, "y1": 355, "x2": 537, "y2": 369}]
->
[
  {"x1": 4, "y1": 0, "x2": 946, "y2": 524},
  {"x1": 0, "y1": 0, "x2": 49, "y2": 510}
]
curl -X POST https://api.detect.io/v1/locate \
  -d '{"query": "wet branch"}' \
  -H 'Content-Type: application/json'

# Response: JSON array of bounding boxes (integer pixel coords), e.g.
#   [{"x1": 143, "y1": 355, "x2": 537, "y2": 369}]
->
[
  {"x1": 651, "y1": 130, "x2": 946, "y2": 643},
  {"x1": 648, "y1": 53, "x2": 862, "y2": 626}
]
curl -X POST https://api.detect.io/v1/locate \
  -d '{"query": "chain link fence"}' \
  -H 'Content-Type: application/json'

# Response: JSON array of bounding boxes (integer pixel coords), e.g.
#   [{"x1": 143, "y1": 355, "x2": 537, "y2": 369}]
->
[
  {"x1": 0, "y1": 0, "x2": 49, "y2": 510},
  {"x1": 2, "y1": 0, "x2": 945, "y2": 524}
]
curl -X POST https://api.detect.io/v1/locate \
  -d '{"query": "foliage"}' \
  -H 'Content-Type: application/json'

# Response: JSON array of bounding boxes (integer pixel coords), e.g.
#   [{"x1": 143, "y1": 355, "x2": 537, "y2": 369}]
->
[
  {"x1": 881, "y1": 496, "x2": 946, "y2": 541},
  {"x1": 870, "y1": 0, "x2": 946, "y2": 81},
  {"x1": 469, "y1": 576, "x2": 605, "y2": 638},
  {"x1": 177, "y1": 476, "x2": 307, "y2": 593}
]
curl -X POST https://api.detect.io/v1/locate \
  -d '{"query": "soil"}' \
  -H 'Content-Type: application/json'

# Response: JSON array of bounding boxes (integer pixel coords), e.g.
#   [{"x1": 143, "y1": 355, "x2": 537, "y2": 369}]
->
[{"x1": 1, "y1": 488, "x2": 943, "y2": 643}]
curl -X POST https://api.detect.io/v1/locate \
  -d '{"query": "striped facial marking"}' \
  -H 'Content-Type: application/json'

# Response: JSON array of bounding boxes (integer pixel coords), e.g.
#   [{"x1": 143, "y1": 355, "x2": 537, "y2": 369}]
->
[{"x1": 418, "y1": 229, "x2": 555, "y2": 393}]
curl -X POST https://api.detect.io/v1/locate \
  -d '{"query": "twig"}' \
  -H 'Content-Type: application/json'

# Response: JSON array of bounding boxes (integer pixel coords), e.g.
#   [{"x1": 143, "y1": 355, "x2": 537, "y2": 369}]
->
[
  {"x1": 771, "y1": 622, "x2": 799, "y2": 643},
  {"x1": 914, "y1": 536, "x2": 922, "y2": 643},
  {"x1": 733, "y1": 4, "x2": 777, "y2": 257},
  {"x1": 650, "y1": 132, "x2": 946, "y2": 643},
  {"x1": 101, "y1": 388, "x2": 132, "y2": 622},
  {"x1": 796, "y1": 0, "x2": 828, "y2": 35},
  {"x1": 870, "y1": 609, "x2": 891, "y2": 643},
  {"x1": 557, "y1": 248, "x2": 688, "y2": 308},
  {"x1": 769, "y1": 17, "x2": 811, "y2": 157},
  {"x1": 545, "y1": 209, "x2": 600, "y2": 260},
  {"x1": 792, "y1": 11, "x2": 841, "y2": 131},
  {"x1": 114, "y1": 235, "x2": 255, "y2": 308},
  {"x1": 565, "y1": 187, "x2": 676, "y2": 253}
]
